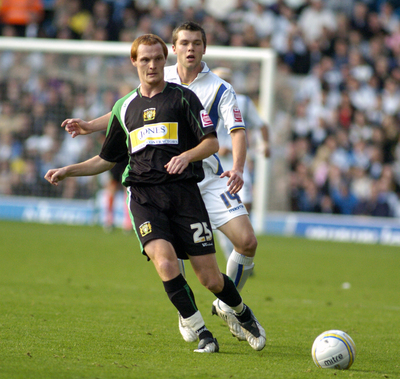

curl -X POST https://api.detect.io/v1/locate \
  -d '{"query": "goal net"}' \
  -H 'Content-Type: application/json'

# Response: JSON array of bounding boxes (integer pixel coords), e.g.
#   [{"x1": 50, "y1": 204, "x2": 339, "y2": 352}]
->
[{"x1": 0, "y1": 37, "x2": 277, "y2": 232}]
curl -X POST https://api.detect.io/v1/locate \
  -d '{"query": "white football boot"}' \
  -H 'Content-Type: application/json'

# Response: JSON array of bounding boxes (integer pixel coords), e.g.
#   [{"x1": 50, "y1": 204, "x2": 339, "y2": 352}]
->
[
  {"x1": 194, "y1": 337, "x2": 219, "y2": 353},
  {"x1": 237, "y1": 306, "x2": 266, "y2": 351},
  {"x1": 211, "y1": 299, "x2": 246, "y2": 341}
]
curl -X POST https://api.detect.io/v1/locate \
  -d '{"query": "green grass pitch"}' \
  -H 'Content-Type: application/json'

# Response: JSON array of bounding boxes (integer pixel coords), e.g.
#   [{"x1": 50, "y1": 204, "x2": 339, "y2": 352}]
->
[{"x1": 0, "y1": 220, "x2": 399, "y2": 379}]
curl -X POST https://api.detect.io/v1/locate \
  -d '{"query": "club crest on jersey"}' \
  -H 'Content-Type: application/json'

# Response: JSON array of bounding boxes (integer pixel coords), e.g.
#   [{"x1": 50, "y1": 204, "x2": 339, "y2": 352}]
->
[
  {"x1": 139, "y1": 221, "x2": 152, "y2": 237},
  {"x1": 233, "y1": 108, "x2": 243, "y2": 123},
  {"x1": 200, "y1": 110, "x2": 214, "y2": 128},
  {"x1": 143, "y1": 108, "x2": 156, "y2": 121}
]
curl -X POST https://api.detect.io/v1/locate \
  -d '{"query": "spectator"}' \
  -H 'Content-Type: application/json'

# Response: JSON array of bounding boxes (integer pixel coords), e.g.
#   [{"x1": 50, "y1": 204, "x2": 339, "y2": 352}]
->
[
  {"x1": 351, "y1": 165, "x2": 373, "y2": 200},
  {"x1": 67, "y1": 0, "x2": 92, "y2": 38},
  {"x1": 378, "y1": 1, "x2": 400, "y2": 33},
  {"x1": 381, "y1": 115, "x2": 399, "y2": 163},
  {"x1": 0, "y1": 0, "x2": 44, "y2": 37},
  {"x1": 337, "y1": 91, "x2": 355, "y2": 129},
  {"x1": 332, "y1": 38, "x2": 350, "y2": 70},
  {"x1": 25, "y1": 121, "x2": 58, "y2": 156},
  {"x1": 318, "y1": 194, "x2": 340, "y2": 213},
  {"x1": 91, "y1": 0, "x2": 120, "y2": 41},
  {"x1": 148, "y1": 5, "x2": 172, "y2": 39},
  {"x1": 104, "y1": 0, "x2": 132, "y2": 24},
  {"x1": 298, "y1": 0, "x2": 337, "y2": 43},
  {"x1": 298, "y1": 179, "x2": 322, "y2": 212},
  {"x1": 381, "y1": 76, "x2": 400, "y2": 115},
  {"x1": 331, "y1": 180, "x2": 359, "y2": 214},
  {"x1": 368, "y1": 144, "x2": 384, "y2": 179},
  {"x1": 349, "y1": 110, "x2": 374, "y2": 143},
  {"x1": 354, "y1": 179, "x2": 393, "y2": 216},
  {"x1": 226, "y1": 0, "x2": 253, "y2": 35},
  {"x1": 243, "y1": 2, "x2": 275, "y2": 40},
  {"x1": 351, "y1": 139, "x2": 370, "y2": 169},
  {"x1": 350, "y1": 1, "x2": 370, "y2": 38},
  {"x1": 0, "y1": 102, "x2": 26, "y2": 137}
]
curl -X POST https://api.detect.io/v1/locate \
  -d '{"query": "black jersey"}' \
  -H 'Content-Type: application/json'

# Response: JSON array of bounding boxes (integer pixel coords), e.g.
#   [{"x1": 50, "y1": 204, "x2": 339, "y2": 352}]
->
[{"x1": 99, "y1": 82, "x2": 216, "y2": 187}]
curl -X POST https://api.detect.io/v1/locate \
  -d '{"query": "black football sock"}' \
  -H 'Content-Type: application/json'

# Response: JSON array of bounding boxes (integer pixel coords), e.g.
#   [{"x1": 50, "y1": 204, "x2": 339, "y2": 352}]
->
[
  {"x1": 163, "y1": 274, "x2": 197, "y2": 318},
  {"x1": 196, "y1": 325, "x2": 213, "y2": 340},
  {"x1": 214, "y1": 273, "x2": 242, "y2": 308},
  {"x1": 234, "y1": 304, "x2": 252, "y2": 323}
]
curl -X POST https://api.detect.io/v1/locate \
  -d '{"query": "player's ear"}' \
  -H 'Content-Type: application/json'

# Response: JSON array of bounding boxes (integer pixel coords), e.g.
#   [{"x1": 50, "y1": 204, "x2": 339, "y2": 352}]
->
[
  {"x1": 131, "y1": 57, "x2": 137, "y2": 67},
  {"x1": 172, "y1": 45, "x2": 177, "y2": 55}
]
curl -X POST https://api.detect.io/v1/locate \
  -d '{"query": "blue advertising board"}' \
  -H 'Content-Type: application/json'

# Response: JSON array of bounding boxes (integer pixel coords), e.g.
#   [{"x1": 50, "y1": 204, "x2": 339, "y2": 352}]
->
[
  {"x1": 0, "y1": 196, "x2": 97, "y2": 225},
  {"x1": 263, "y1": 212, "x2": 400, "y2": 246}
]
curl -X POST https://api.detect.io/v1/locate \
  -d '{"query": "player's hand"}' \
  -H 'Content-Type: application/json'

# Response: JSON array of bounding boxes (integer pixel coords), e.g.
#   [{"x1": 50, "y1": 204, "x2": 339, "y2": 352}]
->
[
  {"x1": 61, "y1": 118, "x2": 91, "y2": 138},
  {"x1": 44, "y1": 168, "x2": 67, "y2": 186},
  {"x1": 165, "y1": 155, "x2": 190, "y2": 175},
  {"x1": 263, "y1": 141, "x2": 271, "y2": 158},
  {"x1": 220, "y1": 169, "x2": 244, "y2": 194}
]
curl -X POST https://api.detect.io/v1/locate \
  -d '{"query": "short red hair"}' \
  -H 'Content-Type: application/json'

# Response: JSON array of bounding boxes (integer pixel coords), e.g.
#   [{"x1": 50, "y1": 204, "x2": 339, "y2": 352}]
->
[{"x1": 130, "y1": 34, "x2": 168, "y2": 61}]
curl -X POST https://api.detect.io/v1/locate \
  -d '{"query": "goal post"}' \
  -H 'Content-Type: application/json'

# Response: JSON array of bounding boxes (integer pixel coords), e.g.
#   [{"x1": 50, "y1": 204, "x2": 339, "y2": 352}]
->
[{"x1": 0, "y1": 37, "x2": 276, "y2": 233}]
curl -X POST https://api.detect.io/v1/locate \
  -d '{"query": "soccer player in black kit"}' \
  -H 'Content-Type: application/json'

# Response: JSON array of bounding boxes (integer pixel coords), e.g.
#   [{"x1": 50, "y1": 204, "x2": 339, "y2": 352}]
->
[{"x1": 44, "y1": 34, "x2": 265, "y2": 353}]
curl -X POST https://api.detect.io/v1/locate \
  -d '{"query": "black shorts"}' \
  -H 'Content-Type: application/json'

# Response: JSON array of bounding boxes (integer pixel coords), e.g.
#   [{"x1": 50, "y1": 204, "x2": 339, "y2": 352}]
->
[{"x1": 127, "y1": 180, "x2": 215, "y2": 260}]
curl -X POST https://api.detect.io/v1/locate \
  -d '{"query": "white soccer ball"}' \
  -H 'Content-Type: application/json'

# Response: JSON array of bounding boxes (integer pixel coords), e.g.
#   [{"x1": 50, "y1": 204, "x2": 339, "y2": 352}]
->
[{"x1": 311, "y1": 330, "x2": 356, "y2": 370}]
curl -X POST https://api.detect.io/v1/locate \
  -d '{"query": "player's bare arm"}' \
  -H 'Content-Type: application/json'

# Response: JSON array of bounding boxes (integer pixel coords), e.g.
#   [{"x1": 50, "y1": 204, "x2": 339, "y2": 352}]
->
[
  {"x1": 261, "y1": 124, "x2": 271, "y2": 158},
  {"x1": 45, "y1": 155, "x2": 115, "y2": 185},
  {"x1": 165, "y1": 134, "x2": 219, "y2": 175},
  {"x1": 220, "y1": 129, "x2": 247, "y2": 194},
  {"x1": 61, "y1": 112, "x2": 111, "y2": 138}
]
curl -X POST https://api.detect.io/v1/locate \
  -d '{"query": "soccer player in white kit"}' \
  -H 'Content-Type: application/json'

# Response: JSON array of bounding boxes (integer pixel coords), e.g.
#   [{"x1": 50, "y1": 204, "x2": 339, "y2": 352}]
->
[
  {"x1": 212, "y1": 66, "x2": 270, "y2": 260},
  {"x1": 61, "y1": 22, "x2": 262, "y2": 347}
]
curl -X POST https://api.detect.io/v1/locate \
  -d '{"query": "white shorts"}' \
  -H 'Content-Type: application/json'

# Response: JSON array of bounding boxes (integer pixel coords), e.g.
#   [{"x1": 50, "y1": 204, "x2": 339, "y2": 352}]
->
[
  {"x1": 198, "y1": 165, "x2": 248, "y2": 230},
  {"x1": 218, "y1": 156, "x2": 253, "y2": 204}
]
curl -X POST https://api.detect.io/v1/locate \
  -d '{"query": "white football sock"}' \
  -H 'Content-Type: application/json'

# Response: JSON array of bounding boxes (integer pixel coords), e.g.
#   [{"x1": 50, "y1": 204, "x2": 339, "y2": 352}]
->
[
  {"x1": 227, "y1": 249, "x2": 254, "y2": 292},
  {"x1": 184, "y1": 310, "x2": 205, "y2": 333},
  {"x1": 218, "y1": 250, "x2": 254, "y2": 313}
]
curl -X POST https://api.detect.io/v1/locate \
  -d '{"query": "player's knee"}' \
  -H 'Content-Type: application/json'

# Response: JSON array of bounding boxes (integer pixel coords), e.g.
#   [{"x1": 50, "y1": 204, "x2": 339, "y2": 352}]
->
[
  {"x1": 237, "y1": 233, "x2": 258, "y2": 256},
  {"x1": 156, "y1": 258, "x2": 178, "y2": 277},
  {"x1": 199, "y1": 273, "x2": 224, "y2": 293}
]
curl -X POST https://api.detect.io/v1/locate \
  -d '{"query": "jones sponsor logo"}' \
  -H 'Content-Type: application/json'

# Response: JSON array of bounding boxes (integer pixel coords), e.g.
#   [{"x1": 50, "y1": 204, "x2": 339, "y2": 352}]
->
[
  {"x1": 137, "y1": 125, "x2": 167, "y2": 140},
  {"x1": 130, "y1": 123, "x2": 178, "y2": 153},
  {"x1": 324, "y1": 354, "x2": 343, "y2": 366}
]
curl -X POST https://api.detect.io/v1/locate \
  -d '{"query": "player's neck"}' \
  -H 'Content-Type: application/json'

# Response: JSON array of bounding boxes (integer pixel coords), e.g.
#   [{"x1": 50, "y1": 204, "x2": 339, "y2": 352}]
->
[
  {"x1": 177, "y1": 63, "x2": 203, "y2": 85},
  {"x1": 140, "y1": 81, "x2": 166, "y2": 98}
]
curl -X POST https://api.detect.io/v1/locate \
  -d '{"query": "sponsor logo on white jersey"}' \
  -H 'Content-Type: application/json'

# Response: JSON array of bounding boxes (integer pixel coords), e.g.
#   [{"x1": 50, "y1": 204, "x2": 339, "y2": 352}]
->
[
  {"x1": 200, "y1": 110, "x2": 214, "y2": 128},
  {"x1": 233, "y1": 108, "x2": 243, "y2": 123}
]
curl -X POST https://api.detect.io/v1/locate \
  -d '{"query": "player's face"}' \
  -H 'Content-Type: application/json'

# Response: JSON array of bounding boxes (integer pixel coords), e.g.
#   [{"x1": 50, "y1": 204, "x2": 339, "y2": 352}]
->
[
  {"x1": 132, "y1": 43, "x2": 166, "y2": 87},
  {"x1": 172, "y1": 30, "x2": 206, "y2": 71}
]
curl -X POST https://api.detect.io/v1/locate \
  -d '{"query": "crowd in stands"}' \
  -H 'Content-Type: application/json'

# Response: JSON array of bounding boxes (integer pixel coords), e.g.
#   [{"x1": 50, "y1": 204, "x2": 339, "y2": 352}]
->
[{"x1": 1, "y1": 0, "x2": 400, "y2": 217}]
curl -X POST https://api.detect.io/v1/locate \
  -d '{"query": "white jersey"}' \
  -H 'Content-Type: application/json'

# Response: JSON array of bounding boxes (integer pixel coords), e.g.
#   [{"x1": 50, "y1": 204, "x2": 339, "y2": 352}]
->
[
  {"x1": 164, "y1": 62, "x2": 245, "y2": 175},
  {"x1": 217, "y1": 94, "x2": 265, "y2": 204}
]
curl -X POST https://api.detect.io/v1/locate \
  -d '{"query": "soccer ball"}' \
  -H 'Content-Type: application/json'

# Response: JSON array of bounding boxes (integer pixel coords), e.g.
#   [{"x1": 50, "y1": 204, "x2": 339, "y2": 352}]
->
[{"x1": 311, "y1": 330, "x2": 356, "y2": 370}]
